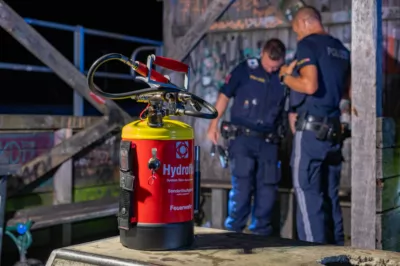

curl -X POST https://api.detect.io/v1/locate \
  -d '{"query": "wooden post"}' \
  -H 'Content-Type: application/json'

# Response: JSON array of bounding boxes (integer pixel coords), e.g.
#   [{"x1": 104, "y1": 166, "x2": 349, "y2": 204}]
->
[
  {"x1": 0, "y1": 115, "x2": 101, "y2": 130},
  {"x1": 0, "y1": 176, "x2": 8, "y2": 260},
  {"x1": 162, "y1": 0, "x2": 175, "y2": 56},
  {"x1": 351, "y1": 0, "x2": 383, "y2": 249},
  {"x1": 53, "y1": 128, "x2": 73, "y2": 246}
]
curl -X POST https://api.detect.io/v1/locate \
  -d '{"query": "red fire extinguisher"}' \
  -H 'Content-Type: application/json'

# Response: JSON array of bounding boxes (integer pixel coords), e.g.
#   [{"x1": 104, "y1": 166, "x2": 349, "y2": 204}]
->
[{"x1": 87, "y1": 54, "x2": 218, "y2": 251}]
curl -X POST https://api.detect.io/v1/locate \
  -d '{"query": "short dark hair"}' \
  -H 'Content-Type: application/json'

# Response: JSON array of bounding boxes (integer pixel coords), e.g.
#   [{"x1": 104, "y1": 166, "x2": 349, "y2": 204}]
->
[
  {"x1": 296, "y1": 6, "x2": 322, "y2": 22},
  {"x1": 262, "y1": 39, "x2": 286, "y2": 61}
]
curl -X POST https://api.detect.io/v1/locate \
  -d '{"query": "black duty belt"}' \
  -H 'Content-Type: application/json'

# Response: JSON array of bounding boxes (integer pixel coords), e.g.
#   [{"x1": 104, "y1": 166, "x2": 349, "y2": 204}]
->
[
  {"x1": 295, "y1": 114, "x2": 341, "y2": 142},
  {"x1": 303, "y1": 115, "x2": 340, "y2": 125},
  {"x1": 237, "y1": 128, "x2": 267, "y2": 138},
  {"x1": 302, "y1": 121, "x2": 325, "y2": 132},
  {"x1": 221, "y1": 121, "x2": 280, "y2": 144}
]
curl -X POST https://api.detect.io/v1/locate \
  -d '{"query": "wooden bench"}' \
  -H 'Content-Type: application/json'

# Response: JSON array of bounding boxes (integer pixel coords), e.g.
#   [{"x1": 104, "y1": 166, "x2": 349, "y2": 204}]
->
[
  {"x1": 201, "y1": 180, "x2": 351, "y2": 240},
  {"x1": 7, "y1": 197, "x2": 118, "y2": 231},
  {"x1": 201, "y1": 180, "x2": 297, "y2": 238},
  {"x1": 5, "y1": 197, "x2": 119, "y2": 252}
]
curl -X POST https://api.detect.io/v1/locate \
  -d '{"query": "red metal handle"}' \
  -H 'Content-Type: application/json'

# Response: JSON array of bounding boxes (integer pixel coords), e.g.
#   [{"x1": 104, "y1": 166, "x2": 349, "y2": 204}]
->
[
  {"x1": 153, "y1": 56, "x2": 189, "y2": 73},
  {"x1": 134, "y1": 61, "x2": 170, "y2": 83}
]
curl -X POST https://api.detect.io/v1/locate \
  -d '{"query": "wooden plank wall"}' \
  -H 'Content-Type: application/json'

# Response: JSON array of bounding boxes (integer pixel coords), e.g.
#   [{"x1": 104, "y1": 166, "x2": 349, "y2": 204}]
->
[
  {"x1": 3, "y1": 131, "x2": 120, "y2": 212},
  {"x1": 163, "y1": 0, "x2": 400, "y2": 249},
  {"x1": 165, "y1": 0, "x2": 400, "y2": 189}
]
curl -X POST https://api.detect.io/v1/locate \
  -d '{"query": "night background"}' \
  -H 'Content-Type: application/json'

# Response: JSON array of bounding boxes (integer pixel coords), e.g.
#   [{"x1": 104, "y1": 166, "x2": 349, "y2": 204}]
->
[{"x1": 0, "y1": 0, "x2": 163, "y2": 115}]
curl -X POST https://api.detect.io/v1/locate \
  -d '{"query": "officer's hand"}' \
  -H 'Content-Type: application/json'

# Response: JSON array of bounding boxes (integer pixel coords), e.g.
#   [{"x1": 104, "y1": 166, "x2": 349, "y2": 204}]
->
[
  {"x1": 207, "y1": 124, "x2": 220, "y2": 145},
  {"x1": 287, "y1": 60, "x2": 297, "y2": 73},
  {"x1": 279, "y1": 60, "x2": 297, "y2": 77}
]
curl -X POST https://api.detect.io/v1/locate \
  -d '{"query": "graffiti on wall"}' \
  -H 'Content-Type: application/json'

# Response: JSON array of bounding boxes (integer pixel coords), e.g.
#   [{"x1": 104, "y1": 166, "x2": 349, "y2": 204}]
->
[
  {"x1": 0, "y1": 133, "x2": 55, "y2": 190},
  {"x1": 173, "y1": 0, "x2": 285, "y2": 34},
  {"x1": 188, "y1": 33, "x2": 295, "y2": 107},
  {"x1": 179, "y1": 0, "x2": 277, "y2": 18},
  {"x1": 0, "y1": 131, "x2": 120, "y2": 194},
  {"x1": 209, "y1": 15, "x2": 284, "y2": 32},
  {"x1": 0, "y1": 133, "x2": 54, "y2": 165},
  {"x1": 382, "y1": 21, "x2": 400, "y2": 117},
  {"x1": 74, "y1": 134, "x2": 120, "y2": 187}
]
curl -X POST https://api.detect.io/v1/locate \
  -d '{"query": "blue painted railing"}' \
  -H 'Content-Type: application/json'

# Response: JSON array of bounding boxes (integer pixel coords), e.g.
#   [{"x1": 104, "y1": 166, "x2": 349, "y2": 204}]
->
[{"x1": 0, "y1": 18, "x2": 163, "y2": 116}]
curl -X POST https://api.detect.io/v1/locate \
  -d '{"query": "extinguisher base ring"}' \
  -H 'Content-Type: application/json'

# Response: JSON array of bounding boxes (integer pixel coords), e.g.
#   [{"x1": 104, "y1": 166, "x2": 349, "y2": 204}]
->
[{"x1": 120, "y1": 220, "x2": 194, "y2": 251}]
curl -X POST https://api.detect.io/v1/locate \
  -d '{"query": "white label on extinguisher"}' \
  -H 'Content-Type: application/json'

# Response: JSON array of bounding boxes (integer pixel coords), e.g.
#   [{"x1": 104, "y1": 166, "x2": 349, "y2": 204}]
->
[
  {"x1": 170, "y1": 204, "x2": 192, "y2": 211},
  {"x1": 168, "y1": 188, "x2": 193, "y2": 195},
  {"x1": 163, "y1": 163, "x2": 193, "y2": 178}
]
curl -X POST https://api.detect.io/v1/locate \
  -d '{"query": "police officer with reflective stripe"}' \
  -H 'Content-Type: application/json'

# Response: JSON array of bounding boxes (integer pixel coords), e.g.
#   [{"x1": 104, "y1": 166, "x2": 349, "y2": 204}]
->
[
  {"x1": 279, "y1": 6, "x2": 350, "y2": 245},
  {"x1": 207, "y1": 39, "x2": 286, "y2": 235}
]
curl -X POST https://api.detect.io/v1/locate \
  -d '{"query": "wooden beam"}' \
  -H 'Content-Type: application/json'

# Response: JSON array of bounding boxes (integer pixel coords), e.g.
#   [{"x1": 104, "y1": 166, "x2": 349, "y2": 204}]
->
[
  {"x1": 0, "y1": 115, "x2": 101, "y2": 130},
  {"x1": 351, "y1": 0, "x2": 383, "y2": 249},
  {"x1": 0, "y1": 176, "x2": 7, "y2": 260},
  {"x1": 171, "y1": 7, "x2": 400, "y2": 34},
  {"x1": 167, "y1": 0, "x2": 236, "y2": 61},
  {"x1": 8, "y1": 198, "x2": 118, "y2": 230},
  {"x1": 162, "y1": 0, "x2": 175, "y2": 57},
  {"x1": 53, "y1": 128, "x2": 73, "y2": 246},
  {"x1": 7, "y1": 116, "x2": 120, "y2": 196},
  {"x1": 0, "y1": 1, "x2": 131, "y2": 123}
]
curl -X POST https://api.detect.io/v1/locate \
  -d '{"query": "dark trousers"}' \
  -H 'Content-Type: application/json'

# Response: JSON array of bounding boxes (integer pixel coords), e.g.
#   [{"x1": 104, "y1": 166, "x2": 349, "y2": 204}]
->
[
  {"x1": 224, "y1": 136, "x2": 280, "y2": 235},
  {"x1": 291, "y1": 130, "x2": 344, "y2": 245}
]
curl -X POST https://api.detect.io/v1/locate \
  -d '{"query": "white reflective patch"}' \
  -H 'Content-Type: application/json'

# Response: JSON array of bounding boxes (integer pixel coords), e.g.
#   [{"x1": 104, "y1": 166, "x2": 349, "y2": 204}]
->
[{"x1": 247, "y1": 58, "x2": 259, "y2": 69}]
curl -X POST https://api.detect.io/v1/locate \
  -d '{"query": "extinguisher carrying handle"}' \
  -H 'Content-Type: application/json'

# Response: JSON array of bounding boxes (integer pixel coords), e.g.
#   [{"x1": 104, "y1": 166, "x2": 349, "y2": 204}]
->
[{"x1": 152, "y1": 55, "x2": 189, "y2": 73}]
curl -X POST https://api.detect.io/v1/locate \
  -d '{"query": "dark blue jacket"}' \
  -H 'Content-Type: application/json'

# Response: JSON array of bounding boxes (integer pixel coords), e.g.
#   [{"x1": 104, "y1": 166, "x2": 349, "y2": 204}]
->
[
  {"x1": 220, "y1": 58, "x2": 285, "y2": 132},
  {"x1": 290, "y1": 34, "x2": 350, "y2": 117}
]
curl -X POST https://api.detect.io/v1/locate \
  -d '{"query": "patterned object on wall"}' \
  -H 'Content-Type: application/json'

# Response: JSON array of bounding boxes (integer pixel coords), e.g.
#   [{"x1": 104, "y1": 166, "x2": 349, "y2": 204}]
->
[{"x1": 74, "y1": 133, "x2": 120, "y2": 188}]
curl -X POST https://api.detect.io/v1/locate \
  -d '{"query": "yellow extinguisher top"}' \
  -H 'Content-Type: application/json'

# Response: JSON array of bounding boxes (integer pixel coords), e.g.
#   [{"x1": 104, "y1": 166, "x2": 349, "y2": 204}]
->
[{"x1": 121, "y1": 117, "x2": 194, "y2": 140}]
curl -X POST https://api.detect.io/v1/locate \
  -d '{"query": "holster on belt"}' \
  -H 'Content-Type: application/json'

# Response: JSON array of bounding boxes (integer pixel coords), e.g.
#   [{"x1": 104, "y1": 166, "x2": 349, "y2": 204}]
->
[
  {"x1": 118, "y1": 141, "x2": 136, "y2": 230},
  {"x1": 341, "y1": 123, "x2": 351, "y2": 140},
  {"x1": 295, "y1": 113, "x2": 342, "y2": 142},
  {"x1": 220, "y1": 121, "x2": 238, "y2": 140}
]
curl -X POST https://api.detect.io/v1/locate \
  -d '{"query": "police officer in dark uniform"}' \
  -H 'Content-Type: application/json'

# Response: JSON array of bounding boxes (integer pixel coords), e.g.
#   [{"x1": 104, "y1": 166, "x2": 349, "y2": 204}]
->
[
  {"x1": 207, "y1": 39, "x2": 286, "y2": 235},
  {"x1": 279, "y1": 6, "x2": 351, "y2": 245}
]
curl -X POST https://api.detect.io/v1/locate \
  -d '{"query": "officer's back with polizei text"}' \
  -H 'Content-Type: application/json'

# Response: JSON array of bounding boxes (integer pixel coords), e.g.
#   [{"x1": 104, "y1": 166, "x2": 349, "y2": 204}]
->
[{"x1": 290, "y1": 34, "x2": 350, "y2": 117}]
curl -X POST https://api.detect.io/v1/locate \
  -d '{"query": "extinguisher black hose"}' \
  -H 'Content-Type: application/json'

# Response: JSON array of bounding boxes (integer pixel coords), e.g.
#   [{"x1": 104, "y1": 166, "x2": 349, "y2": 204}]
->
[
  {"x1": 194, "y1": 146, "x2": 201, "y2": 214},
  {"x1": 182, "y1": 95, "x2": 218, "y2": 119},
  {"x1": 86, "y1": 53, "x2": 183, "y2": 100},
  {"x1": 87, "y1": 53, "x2": 218, "y2": 119}
]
